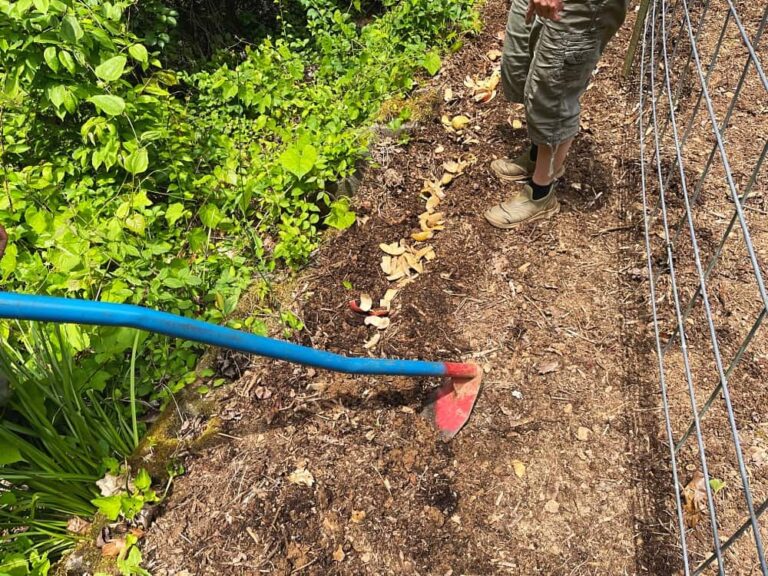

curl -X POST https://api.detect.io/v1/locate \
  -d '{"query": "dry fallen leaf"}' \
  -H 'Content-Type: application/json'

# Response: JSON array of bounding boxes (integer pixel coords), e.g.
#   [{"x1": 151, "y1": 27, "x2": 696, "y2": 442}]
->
[
  {"x1": 440, "y1": 172, "x2": 454, "y2": 186},
  {"x1": 443, "y1": 87, "x2": 454, "y2": 102},
  {"x1": 101, "y1": 538, "x2": 127, "y2": 558},
  {"x1": 288, "y1": 467, "x2": 315, "y2": 487},
  {"x1": 379, "y1": 242, "x2": 406, "y2": 256},
  {"x1": 364, "y1": 332, "x2": 381, "y2": 349},
  {"x1": 544, "y1": 500, "x2": 560, "y2": 514},
  {"x1": 96, "y1": 473, "x2": 125, "y2": 497},
  {"x1": 537, "y1": 360, "x2": 560, "y2": 375},
  {"x1": 67, "y1": 517, "x2": 92, "y2": 535},
  {"x1": 359, "y1": 293, "x2": 372, "y2": 312},
  {"x1": 683, "y1": 471, "x2": 707, "y2": 528},
  {"x1": 511, "y1": 460, "x2": 526, "y2": 478},
  {"x1": 487, "y1": 49, "x2": 502, "y2": 61},
  {"x1": 351, "y1": 510, "x2": 366, "y2": 523},
  {"x1": 333, "y1": 545, "x2": 345, "y2": 562},
  {"x1": 365, "y1": 316, "x2": 391, "y2": 330}
]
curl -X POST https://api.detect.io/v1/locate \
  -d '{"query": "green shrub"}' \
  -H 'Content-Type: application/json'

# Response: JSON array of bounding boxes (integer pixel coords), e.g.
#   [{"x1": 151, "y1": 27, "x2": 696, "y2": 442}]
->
[{"x1": 0, "y1": 0, "x2": 480, "y2": 567}]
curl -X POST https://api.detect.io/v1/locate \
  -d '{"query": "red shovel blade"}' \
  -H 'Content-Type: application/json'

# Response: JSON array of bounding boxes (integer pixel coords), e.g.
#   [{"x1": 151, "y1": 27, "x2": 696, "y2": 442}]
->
[{"x1": 423, "y1": 363, "x2": 482, "y2": 441}]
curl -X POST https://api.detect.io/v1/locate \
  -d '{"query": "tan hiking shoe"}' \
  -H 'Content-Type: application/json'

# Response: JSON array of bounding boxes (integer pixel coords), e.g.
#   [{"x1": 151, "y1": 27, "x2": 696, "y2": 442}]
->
[
  {"x1": 484, "y1": 183, "x2": 560, "y2": 229},
  {"x1": 490, "y1": 147, "x2": 566, "y2": 183},
  {"x1": 491, "y1": 148, "x2": 535, "y2": 182}
]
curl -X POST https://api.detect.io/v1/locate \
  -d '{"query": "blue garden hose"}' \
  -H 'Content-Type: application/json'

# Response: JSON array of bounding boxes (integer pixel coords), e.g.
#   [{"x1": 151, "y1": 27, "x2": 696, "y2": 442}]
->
[{"x1": 0, "y1": 292, "x2": 468, "y2": 378}]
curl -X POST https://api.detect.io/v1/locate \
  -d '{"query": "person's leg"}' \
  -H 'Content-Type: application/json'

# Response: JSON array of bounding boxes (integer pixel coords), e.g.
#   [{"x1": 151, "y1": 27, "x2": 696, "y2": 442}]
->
[
  {"x1": 492, "y1": 0, "x2": 542, "y2": 183},
  {"x1": 485, "y1": 0, "x2": 629, "y2": 228},
  {"x1": 500, "y1": 0, "x2": 536, "y2": 105},
  {"x1": 530, "y1": 137, "x2": 574, "y2": 199},
  {"x1": 527, "y1": 0, "x2": 629, "y2": 186}
]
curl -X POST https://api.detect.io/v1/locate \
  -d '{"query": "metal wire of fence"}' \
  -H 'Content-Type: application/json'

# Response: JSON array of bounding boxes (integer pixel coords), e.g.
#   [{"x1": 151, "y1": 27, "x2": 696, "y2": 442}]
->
[{"x1": 637, "y1": 0, "x2": 768, "y2": 572}]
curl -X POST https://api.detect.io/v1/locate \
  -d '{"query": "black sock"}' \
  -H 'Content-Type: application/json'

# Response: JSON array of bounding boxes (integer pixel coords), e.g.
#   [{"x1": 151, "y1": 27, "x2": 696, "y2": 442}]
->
[
  {"x1": 529, "y1": 144, "x2": 538, "y2": 162},
  {"x1": 531, "y1": 179, "x2": 553, "y2": 200}
]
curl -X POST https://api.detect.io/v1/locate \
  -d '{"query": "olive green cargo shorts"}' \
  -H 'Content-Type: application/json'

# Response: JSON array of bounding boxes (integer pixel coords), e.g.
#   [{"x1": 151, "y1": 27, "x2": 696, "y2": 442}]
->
[{"x1": 501, "y1": 0, "x2": 629, "y2": 147}]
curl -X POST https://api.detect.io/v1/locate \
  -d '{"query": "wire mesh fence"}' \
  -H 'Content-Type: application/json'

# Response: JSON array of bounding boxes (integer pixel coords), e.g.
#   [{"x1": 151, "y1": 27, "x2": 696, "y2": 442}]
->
[{"x1": 637, "y1": 0, "x2": 768, "y2": 572}]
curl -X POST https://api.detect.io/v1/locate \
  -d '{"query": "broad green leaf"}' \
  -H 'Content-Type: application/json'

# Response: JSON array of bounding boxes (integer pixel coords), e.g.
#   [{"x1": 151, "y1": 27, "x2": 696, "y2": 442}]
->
[
  {"x1": 0, "y1": 243, "x2": 17, "y2": 278},
  {"x1": 88, "y1": 94, "x2": 125, "y2": 116},
  {"x1": 325, "y1": 198, "x2": 356, "y2": 230},
  {"x1": 165, "y1": 202, "x2": 185, "y2": 225},
  {"x1": 134, "y1": 469, "x2": 151, "y2": 491},
  {"x1": 128, "y1": 43, "x2": 148, "y2": 64},
  {"x1": 12, "y1": 0, "x2": 33, "y2": 15},
  {"x1": 709, "y1": 478, "x2": 727, "y2": 494},
  {"x1": 422, "y1": 50, "x2": 442, "y2": 76},
  {"x1": 0, "y1": 445, "x2": 23, "y2": 466},
  {"x1": 47, "y1": 84, "x2": 67, "y2": 109},
  {"x1": 25, "y1": 209, "x2": 49, "y2": 235},
  {"x1": 58, "y1": 50, "x2": 76, "y2": 74},
  {"x1": 124, "y1": 148, "x2": 148, "y2": 175},
  {"x1": 62, "y1": 324, "x2": 90, "y2": 352},
  {"x1": 95, "y1": 55, "x2": 127, "y2": 82},
  {"x1": 221, "y1": 82, "x2": 238, "y2": 100},
  {"x1": 92, "y1": 496, "x2": 122, "y2": 521},
  {"x1": 125, "y1": 213, "x2": 146, "y2": 236},
  {"x1": 49, "y1": 244, "x2": 81, "y2": 272},
  {"x1": 43, "y1": 46, "x2": 59, "y2": 71},
  {"x1": 61, "y1": 14, "x2": 84, "y2": 43},
  {"x1": 279, "y1": 144, "x2": 318, "y2": 179},
  {"x1": 2, "y1": 69, "x2": 20, "y2": 98},
  {"x1": 103, "y1": 2, "x2": 122, "y2": 20},
  {"x1": 132, "y1": 191, "x2": 152, "y2": 209},
  {"x1": 199, "y1": 203, "x2": 223, "y2": 229},
  {"x1": 33, "y1": 0, "x2": 49, "y2": 12}
]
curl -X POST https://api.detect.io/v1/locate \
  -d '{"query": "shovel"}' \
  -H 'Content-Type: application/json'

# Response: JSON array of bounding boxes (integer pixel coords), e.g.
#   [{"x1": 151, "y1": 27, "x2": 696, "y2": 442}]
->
[{"x1": 0, "y1": 292, "x2": 482, "y2": 440}]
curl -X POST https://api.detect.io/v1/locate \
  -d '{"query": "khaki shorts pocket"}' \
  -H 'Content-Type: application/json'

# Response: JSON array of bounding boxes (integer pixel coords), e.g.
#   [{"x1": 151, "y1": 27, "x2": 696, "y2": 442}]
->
[{"x1": 562, "y1": 35, "x2": 600, "y2": 84}]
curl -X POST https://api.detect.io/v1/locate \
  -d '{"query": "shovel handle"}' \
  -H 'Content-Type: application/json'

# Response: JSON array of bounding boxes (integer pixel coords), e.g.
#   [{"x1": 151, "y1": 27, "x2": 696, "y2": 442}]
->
[{"x1": 0, "y1": 292, "x2": 457, "y2": 378}]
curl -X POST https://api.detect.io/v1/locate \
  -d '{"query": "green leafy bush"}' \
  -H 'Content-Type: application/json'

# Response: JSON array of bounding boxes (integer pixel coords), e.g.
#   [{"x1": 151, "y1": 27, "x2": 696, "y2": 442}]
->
[{"x1": 0, "y1": 0, "x2": 479, "y2": 568}]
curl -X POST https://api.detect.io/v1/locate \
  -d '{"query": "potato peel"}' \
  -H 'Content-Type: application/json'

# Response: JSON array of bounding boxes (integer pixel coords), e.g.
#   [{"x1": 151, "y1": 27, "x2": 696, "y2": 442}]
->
[
  {"x1": 450, "y1": 115, "x2": 470, "y2": 130},
  {"x1": 365, "y1": 316, "x2": 391, "y2": 330},
  {"x1": 364, "y1": 332, "x2": 381, "y2": 349},
  {"x1": 379, "y1": 242, "x2": 406, "y2": 256},
  {"x1": 411, "y1": 230, "x2": 434, "y2": 242},
  {"x1": 380, "y1": 255, "x2": 393, "y2": 275},
  {"x1": 425, "y1": 195, "x2": 441, "y2": 212}
]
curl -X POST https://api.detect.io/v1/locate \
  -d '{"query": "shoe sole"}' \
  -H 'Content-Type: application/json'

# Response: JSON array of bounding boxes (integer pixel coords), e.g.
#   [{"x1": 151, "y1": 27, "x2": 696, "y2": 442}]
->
[
  {"x1": 484, "y1": 202, "x2": 561, "y2": 230},
  {"x1": 491, "y1": 166, "x2": 566, "y2": 184}
]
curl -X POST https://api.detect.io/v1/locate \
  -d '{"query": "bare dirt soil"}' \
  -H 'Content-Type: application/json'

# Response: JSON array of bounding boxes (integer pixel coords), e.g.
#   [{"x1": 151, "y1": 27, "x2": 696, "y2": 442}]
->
[
  {"x1": 140, "y1": 0, "x2": 768, "y2": 574},
  {"x1": 639, "y1": 0, "x2": 768, "y2": 572}
]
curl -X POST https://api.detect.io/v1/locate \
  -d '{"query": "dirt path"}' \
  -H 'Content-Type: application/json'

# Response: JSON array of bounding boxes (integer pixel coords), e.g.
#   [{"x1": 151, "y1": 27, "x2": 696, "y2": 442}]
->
[{"x1": 142, "y1": 3, "x2": 680, "y2": 574}]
